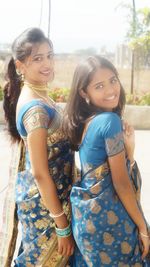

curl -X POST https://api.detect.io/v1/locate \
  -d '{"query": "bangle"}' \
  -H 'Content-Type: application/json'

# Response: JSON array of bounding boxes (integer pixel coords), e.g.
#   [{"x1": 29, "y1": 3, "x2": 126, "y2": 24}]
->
[
  {"x1": 139, "y1": 232, "x2": 149, "y2": 238},
  {"x1": 130, "y1": 160, "x2": 135, "y2": 168},
  {"x1": 55, "y1": 224, "x2": 72, "y2": 237},
  {"x1": 49, "y1": 210, "x2": 65, "y2": 218}
]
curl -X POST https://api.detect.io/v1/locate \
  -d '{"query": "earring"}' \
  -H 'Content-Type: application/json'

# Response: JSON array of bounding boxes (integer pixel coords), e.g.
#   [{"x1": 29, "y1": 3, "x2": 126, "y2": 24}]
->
[
  {"x1": 85, "y1": 98, "x2": 90, "y2": 105},
  {"x1": 20, "y1": 74, "x2": 25, "y2": 87},
  {"x1": 16, "y1": 69, "x2": 21, "y2": 76},
  {"x1": 21, "y1": 74, "x2": 25, "y2": 82}
]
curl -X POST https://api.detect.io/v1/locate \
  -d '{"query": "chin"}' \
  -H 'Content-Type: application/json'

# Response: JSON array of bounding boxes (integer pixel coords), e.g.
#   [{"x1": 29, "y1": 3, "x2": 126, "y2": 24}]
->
[{"x1": 39, "y1": 79, "x2": 50, "y2": 84}]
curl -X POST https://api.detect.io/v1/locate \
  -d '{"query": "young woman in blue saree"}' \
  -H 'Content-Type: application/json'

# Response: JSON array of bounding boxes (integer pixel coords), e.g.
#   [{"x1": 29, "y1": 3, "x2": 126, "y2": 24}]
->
[
  {"x1": 63, "y1": 56, "x2": 150, "y2": 266},
  {"x1": 2, "y1": 28, "x2": 74, "y2": 266}
]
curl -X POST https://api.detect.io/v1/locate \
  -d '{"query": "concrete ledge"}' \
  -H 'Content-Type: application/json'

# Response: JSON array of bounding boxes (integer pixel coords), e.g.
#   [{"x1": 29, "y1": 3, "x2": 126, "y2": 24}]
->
[
  {"x1": 124, "y1": 105, "x2": 150, "y2": 130},
  {"x1": 0, "y1": 101, "x2": 150, "y2": 129}
]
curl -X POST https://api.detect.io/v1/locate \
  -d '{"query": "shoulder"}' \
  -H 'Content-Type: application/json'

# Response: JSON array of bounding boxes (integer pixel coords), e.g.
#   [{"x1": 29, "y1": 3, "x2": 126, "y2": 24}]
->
[
  {"x1": 17, "y1": 100, "x2": 55, "y2": 136},
  {"x1": 93, "y1": 112, "x2": 122, "y2": 132},
  {"x1": 90, "y1": 112, "x2": 122, "y2": 141},
  {"x1": 94, "y1": 112, "x2": 121, "y2": 124},
  {"x1": 17, "y1": 100, "x2": 55, "y2": 122}
]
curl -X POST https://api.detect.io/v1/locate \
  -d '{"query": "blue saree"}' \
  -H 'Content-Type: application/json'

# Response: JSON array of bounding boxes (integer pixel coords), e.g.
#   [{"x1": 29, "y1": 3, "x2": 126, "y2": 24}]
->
[
  {"x1": 13, "y1": 100, "x2": 74, "y2": 266},
  {"x1": 71, "y1": 112, "x2": 148, "y2": 267}
]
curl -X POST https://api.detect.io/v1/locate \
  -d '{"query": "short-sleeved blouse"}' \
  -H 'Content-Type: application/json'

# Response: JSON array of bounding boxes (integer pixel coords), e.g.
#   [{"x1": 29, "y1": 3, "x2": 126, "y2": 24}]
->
[{"x1": 79, "y1": 112, "x2": 124, "y2": 174}]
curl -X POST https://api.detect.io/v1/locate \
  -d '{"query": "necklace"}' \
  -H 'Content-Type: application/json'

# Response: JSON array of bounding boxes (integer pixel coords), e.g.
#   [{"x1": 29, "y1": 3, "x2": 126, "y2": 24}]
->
[
  {"x1": 23, "y1": 82, "x2": 56, "y2": 108},
  {"x1": 32, "y1": 88, "x2": 56, "y2": 108},
  {"x1": 24, "y1": 81, "x2": 49, "y2": 92}
]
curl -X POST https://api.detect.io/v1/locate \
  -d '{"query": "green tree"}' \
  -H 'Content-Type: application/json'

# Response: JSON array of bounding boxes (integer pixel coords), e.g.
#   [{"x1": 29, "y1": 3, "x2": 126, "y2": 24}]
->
[
  {"x1": 120, "y1": 1, "x2": 150, "y2": 93},
  {"x1": 128, "y1": 6, "x2": 150, "y2": 67}
]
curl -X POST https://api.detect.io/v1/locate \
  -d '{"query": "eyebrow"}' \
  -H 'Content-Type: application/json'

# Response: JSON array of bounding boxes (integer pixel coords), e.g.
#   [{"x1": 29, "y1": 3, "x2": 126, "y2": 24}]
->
[
  {"x1": 32, "y1": 51, "x2": 53, "y2": 57},
  {"x1": 93, "y1": 75, "x2": 117, "y2": 87}
]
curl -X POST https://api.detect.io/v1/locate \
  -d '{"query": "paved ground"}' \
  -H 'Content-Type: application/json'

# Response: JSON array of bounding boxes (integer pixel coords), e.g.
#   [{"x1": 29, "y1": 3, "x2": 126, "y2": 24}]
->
[{"x1": 0, "y1": 125, "x2": 150, "y2": 227}]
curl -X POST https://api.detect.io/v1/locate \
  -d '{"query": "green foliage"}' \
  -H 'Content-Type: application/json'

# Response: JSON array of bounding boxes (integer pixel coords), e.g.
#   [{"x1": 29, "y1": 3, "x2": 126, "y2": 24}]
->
[
  {"x1": 49, "y1": 87, "x2": 150, "y2": 106},
  {"x1": 126, "y1": 93, "x2": 150, "y2": 106},
  {"x1": 0, "y1": 85, "x2": 3, "y2": 101},
  {"x1": 126, "y1": 6, "x2": 150, "y2": 66},
  {"x1": 1, "y1": 85, "x2": 149, "y2": 106},
  {"x1": 48, "y1": 87, "x2": 70, "y2": 102}
]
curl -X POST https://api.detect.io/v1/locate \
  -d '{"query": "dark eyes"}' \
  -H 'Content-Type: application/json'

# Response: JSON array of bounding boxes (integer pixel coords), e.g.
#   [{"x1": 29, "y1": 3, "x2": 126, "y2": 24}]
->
[
  {"x1": 95, "y1": 84, "x2": 104, "y2": 89},
  {"x1": 111, "y1": 77, "x2": 118, "y2": 84},
  {"x1": 48, "y1": 53, "x2": 54, "y2": 59},
  {"x1": 33, "y1": 53, "x2": 53, "y2": 62},
  {"x1": 34, "y1": 57, "x2": 42, "y2": 62},
  {"x1": 95, "y1": 77, "x2": 118, "y2": 89}
]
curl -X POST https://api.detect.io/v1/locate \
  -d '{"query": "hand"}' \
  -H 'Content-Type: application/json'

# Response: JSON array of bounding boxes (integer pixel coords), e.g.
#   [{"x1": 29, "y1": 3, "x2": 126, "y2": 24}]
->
[
  {"x1": 123, "y1": 121, "x2": 135, "y2": 162},
  {"x1": 139, "y1": 230, "x2": 150, "y2": 260},
  {"x1": 58, "y1": 234, "x2": 75, "y2": 257}
]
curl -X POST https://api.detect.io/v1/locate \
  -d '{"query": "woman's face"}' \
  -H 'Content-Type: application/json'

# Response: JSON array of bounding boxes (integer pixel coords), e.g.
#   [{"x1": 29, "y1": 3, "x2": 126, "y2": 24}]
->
[
  {"x1": 21, "y1": 41, "x2": 54, "y2": 85},
  {"x1": 85, "y1": 67, "x2": 121, "y2": 111}
]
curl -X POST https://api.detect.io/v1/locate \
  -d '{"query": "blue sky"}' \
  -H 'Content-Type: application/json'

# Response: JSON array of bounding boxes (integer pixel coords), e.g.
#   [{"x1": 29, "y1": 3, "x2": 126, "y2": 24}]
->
[{"x1": 0, "y1": 0, "x2": 149, "y2": 53}]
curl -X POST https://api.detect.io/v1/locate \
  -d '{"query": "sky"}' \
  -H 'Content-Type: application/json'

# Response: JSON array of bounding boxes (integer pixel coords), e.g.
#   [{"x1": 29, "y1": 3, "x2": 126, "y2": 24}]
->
[{"x1": 0, "y1": 0, "x2": 149, "y2": 53}]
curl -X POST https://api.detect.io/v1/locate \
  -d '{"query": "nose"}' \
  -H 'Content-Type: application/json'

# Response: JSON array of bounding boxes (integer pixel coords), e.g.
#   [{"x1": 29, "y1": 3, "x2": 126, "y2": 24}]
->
[
  {"x1": 105, "y1": 83, "x2": 114, "y2": 94},
  {"x1": 44, "y1": 57, "x2": 53, "y2": 69}
]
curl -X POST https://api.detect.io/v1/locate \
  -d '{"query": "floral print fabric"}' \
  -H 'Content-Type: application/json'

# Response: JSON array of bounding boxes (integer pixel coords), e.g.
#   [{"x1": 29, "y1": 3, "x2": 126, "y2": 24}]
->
[
  {"x1": 15, "y1": 100, "x2": 74, "y2": 266},
  {"x1": 71, "y1": 112, "x2": 147, "y2": 266}
]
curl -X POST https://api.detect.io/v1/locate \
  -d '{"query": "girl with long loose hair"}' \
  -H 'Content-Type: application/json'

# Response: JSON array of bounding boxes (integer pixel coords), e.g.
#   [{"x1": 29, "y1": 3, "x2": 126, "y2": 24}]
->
[{"x1": 63, "y1": 56, "x2": 149, "y2": 266}]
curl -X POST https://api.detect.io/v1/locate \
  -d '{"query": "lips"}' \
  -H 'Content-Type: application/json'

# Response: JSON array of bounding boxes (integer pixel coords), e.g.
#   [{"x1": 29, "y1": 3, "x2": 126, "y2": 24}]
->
[
  {"x1": 104, "y1": 95, "x2": 117, "y2": 101},
  {"x1": 40, "y1": 70, "x2": 51, "y2": 75}
]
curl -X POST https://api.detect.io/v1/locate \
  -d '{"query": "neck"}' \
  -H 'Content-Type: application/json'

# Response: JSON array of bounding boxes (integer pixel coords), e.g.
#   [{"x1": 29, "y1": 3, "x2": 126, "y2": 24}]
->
[{"x1": 24, "y1": 81, "x2": 49, "y2": 92}]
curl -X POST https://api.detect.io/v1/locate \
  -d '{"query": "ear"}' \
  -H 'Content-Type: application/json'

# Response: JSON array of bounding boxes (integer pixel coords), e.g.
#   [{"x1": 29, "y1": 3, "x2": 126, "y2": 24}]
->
[
  {"x1": 79, "y1": 89, "x2": 88, "y2": 99},
  {"x1": 15, "y1": 60, "x2": 25, "y2": 75}
]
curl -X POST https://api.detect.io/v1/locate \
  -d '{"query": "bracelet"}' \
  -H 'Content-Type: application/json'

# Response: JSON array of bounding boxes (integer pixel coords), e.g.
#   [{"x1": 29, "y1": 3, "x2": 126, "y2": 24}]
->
[
  {"x1": 49, "y1": 210, "x2": 65, "y2": 218},
  {"x1": 55, "y1": 223, "x2": 72, "y2": 237},
  {"x1": 130, "y1": 160, "x2": 135, "y2": 168},
  {"x1": 56, "y1": 232, "x2": 72, "y2": 238},
  {"x1": 139, "y1": 232, "x2": 149, "y2": 238}
]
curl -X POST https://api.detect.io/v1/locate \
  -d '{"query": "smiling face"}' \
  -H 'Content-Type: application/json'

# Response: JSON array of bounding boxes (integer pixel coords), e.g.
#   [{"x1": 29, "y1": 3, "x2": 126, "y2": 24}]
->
[
  {"x1": 18, "y1": 41, "x2": 54, "y2": 85},
  {"x1": 84, "y1": 68, "x2": 121, "y2": 111}
]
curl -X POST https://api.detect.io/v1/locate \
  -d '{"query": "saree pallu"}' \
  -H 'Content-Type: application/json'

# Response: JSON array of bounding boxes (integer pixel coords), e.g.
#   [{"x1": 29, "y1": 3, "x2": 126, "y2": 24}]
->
[
  {"x1": 0, "y1": 141, "x2": 21, "y2": 267},
  {"x1": 71, "y1": 161, "x2": 149, "y2": 267}
]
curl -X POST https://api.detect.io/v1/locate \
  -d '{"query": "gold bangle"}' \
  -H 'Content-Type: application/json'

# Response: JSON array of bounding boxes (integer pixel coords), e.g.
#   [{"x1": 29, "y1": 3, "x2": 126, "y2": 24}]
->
[
  {"x1": 49, "y1": 210, "x2": 65, "y2": 218},
  {"x1": 139, "y1": 232, "x2": 149, "y2": 238}
]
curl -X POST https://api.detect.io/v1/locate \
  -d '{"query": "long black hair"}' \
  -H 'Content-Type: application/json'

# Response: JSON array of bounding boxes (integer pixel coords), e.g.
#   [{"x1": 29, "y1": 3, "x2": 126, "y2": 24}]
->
[
  {"x1": 63, "y1": 56, "x2": 126, "y2": 149},
  {"x1": 3, "y1": 28, "x2": 53, "y2": 142}
]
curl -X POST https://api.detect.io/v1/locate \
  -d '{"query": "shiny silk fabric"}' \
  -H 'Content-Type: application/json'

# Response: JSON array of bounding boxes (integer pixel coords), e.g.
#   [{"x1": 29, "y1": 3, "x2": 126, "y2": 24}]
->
[
  {"x1": 6, "y1": 100, "x2": 74, "y2": 267},
  {"x1": 70, "y1": 112, "x2": 149, "y2": 267}
]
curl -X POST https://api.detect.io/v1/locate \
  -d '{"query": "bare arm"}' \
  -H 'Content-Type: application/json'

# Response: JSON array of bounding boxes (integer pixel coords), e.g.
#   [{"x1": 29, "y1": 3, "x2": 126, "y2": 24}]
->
[
  {"x1": 27, "y1": 128, "x2": 74, "y2": 256},
  {"x1": 123, "y1": 121, "x2": 135, "y2": 164},
  {"x1": 27, "y1": 128, "x2": 68, "y2": 227}
]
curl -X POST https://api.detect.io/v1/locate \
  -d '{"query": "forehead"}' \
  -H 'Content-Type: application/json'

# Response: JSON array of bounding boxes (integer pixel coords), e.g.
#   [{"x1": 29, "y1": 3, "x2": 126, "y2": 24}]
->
[
  {"x1": 91, "y1": 68, "x2": 115, "y2": 83},
  {"x1": 31, "y1": 41, "x2": 52, "y2": 56}
]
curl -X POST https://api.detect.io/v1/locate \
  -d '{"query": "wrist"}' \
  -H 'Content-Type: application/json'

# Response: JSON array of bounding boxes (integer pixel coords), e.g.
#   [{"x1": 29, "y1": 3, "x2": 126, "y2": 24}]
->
[
  {"x1": 55, "y1": 223, "x2": 72, "y2": 238},
  {"x1": 138, "y1": 225, "x2": 148, "y2": 234},
  {"x1": 128, "y1": 156, "x2": 134, "y2": 163},
  {"x1": 54, "y1": 214, "x2": 69, "y2": 229},
  {"x1": 139, "y1": 231, "x2": 149, "y2": 238},
  {"x1": 130, "y1": 160, "x2": 135, "y2": 168}
]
